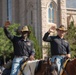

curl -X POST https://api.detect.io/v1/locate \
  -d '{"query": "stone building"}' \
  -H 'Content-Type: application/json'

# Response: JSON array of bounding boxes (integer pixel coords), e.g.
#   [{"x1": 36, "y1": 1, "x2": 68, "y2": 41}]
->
[{"x1": 0, "y1": 0, "x2": 76, "y2": 58}]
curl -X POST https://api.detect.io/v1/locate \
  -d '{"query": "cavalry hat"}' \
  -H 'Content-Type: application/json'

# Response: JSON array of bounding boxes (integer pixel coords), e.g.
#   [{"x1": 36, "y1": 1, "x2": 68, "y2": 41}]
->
[
  {"x1": 21, "y1": 26, "x2": 31, "y2": 33},
  {"x1": 56, "y1": 25, "x2": 67, "y2": 31}
]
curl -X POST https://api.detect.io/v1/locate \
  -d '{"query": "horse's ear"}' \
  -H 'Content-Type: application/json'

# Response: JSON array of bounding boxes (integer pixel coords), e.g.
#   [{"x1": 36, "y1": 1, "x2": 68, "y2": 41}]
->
[
  {"x1": 54, "y1": 58, "x2": 57, "y2": 64},
  {"x1": 49, "y1": 60, "x2": 51, "y2": 65},
  {"x1": 48, "y1": 58, "x2": 52, "y2": 65}
]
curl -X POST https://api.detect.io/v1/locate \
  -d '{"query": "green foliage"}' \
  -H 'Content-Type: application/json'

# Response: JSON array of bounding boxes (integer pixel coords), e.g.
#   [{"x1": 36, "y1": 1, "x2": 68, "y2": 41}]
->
[
  {"x1": 65, "y1": 22, "x2": 76, "y2": 58},
  {"x1": 0, "y1": 27, "x2": 13, "y2": 56},
  {"x1": 28, "y1": 25, "x2": 42, "y2": 59}
]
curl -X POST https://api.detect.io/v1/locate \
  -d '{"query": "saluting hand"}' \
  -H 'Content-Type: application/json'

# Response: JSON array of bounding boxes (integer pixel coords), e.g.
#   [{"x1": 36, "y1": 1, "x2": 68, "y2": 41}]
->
[
  {"x1": 48, "y1": 26, "x2": 56, "y2": 33},
  {"x1": 4, "y1": 21, "x2": 10, "y2": 28}
]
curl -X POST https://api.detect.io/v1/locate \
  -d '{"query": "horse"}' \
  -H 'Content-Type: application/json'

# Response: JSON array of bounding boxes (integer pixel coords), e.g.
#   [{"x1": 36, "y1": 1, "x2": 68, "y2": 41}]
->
[
  {"x1": 35, "y1": 59, "x2": 58, "y2": 75},
  {"x1": 36, "y1": 58, "x2": 76, "y2": 75},
  {"x1": 62, "y1": 58, "x2": 76, "y2": 75}
]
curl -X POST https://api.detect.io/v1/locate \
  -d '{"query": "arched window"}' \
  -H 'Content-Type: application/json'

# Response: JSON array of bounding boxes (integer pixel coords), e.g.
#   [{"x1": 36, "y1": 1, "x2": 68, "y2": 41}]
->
[
  {"x1": 7, "y1": 0, "x2": 12, "y2": 21},
  {"x1": 48, "y1": 3, "x2": 54, "y2": 23}
]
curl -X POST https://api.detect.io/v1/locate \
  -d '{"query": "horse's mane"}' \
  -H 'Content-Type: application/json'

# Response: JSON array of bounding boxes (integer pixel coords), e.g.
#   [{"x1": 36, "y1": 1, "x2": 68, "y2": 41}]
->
[
  {"x1": 35, "y1": 60, "x2": 43, "y2": 72},
  {"x1": 35, "y1": 59, "x2": 58, "y2": 75},
  {"x1": 35, "y1": 60, "x2": 47, "y2": 73},
  {"x1": 68, "y1": 58, "x2": 76, "y2": 65},
  {"x1": 71, "y1": 58, "x2": 76, "y2": 61}
]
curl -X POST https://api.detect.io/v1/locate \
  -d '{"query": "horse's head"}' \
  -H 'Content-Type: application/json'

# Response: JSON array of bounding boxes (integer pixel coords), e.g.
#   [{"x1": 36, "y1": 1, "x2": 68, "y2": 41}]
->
[
  {"x1": 40, "y1": 57, "x2": 58, "y2": 75},
  {"x1": 48, "y1": 61, "x2": 58, "y2": 75},
  {"x1": 35, "y1": 58, "x2": 58, "y2": 75},
  {"x1": 43, "y1": 60, "x2": 58, "y2": 75}
]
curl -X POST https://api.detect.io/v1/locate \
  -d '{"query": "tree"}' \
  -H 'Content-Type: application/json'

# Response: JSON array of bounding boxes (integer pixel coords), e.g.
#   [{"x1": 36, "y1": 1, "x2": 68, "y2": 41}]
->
[
  {"x1": 0, "y1": 23, "x2": 20, "y2": 64},
  {"x1": 65, "y1": 22, "x2": 76, "y2": 58}
]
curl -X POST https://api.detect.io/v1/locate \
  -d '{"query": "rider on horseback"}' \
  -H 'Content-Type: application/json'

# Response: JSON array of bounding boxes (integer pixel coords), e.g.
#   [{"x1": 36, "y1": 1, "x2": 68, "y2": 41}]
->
[
  {"x1": 4, "y1": 21, "x2": 35, "y2": 75},
  {"x1": 43, "y1": 25, "x2": 71, "y2": 75}
]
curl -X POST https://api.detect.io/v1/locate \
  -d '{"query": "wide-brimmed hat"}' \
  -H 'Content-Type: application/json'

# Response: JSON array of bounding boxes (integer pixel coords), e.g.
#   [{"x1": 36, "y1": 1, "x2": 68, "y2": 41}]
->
[
  {"x1": 56, "y1": 25, "x2": 67, "y2": 31},
  {"x1": 21, "y1": 26, "x2": 31, "y2": 33}
]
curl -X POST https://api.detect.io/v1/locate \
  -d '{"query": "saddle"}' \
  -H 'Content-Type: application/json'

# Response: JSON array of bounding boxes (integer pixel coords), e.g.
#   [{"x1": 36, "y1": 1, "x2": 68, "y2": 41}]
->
[{"x1": 18, "y1": 60, "x2": 40, "y2": 75}]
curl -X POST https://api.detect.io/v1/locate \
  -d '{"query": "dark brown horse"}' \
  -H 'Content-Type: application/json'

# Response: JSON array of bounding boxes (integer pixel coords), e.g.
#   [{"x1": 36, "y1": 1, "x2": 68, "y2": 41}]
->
[
  {"x1": 35, "y1": 58, "x2": 76, "y2": 75},
  {"x1": 62, "y1": 58, "x2": 76, "y2": 75},
  {"x1": 35, "y1": 59, "x2": 58, "y2": 75}
]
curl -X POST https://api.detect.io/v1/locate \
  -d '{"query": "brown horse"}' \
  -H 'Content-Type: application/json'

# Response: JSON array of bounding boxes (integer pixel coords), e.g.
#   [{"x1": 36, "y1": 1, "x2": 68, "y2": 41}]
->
[
  {"x1": 35, "y1": 59, "x2": 58, "y2": 75},
  {"x1": 62, "y1": 58, "x2": 76, "y2": 75},
  {"x1": 35, "y1": 58, "x2": 76, "y2": 75}
]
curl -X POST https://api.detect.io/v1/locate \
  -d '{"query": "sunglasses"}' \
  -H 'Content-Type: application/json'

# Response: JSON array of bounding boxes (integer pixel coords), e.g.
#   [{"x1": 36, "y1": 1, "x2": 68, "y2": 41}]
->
[{"x1": 22, "y1": 31, "x2": 29, "y2": 34}]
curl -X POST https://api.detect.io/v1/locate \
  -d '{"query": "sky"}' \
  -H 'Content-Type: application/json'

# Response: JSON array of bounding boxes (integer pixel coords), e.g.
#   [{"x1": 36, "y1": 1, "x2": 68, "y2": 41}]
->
[{"x1": 66, "y1": 0, "x2": 76, "y2": 8}]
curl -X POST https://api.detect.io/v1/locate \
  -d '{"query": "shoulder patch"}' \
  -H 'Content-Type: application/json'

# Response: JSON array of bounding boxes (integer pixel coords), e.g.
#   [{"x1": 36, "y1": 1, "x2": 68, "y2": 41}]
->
[
  {"x1": 64, "y1": 40, "x2": 68, "y2": 43},
  {"x1": 27, "y1": 42, "x2": 31, "y2": 46}
]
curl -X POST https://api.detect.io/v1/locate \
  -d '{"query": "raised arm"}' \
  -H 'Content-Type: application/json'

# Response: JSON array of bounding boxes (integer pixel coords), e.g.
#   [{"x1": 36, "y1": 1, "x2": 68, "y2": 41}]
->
[
  {"x1": 4, "y1": 21, "x2": 14, "y2": 40},
  {"x1": 43, "y1": 32, "x2": 51, "y2": 42},
  {"x1": 43, "y1": 26, "x2": 56, "y2": 42}
]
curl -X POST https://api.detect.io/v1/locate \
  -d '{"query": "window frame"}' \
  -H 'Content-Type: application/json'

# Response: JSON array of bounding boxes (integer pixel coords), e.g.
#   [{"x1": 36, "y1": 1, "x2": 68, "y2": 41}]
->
[
  {"x1": 7, "y1": 0, "x2": 12, "y2": 21},
  {"x1": 47, "y1": 3, "x2": 54, "y2": 23}
]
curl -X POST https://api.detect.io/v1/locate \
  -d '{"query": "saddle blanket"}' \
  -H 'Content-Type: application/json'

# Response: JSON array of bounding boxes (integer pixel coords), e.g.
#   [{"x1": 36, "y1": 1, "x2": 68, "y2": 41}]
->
[{"x1": 20, "y1": 60, "x2": 40, "y2": 75}]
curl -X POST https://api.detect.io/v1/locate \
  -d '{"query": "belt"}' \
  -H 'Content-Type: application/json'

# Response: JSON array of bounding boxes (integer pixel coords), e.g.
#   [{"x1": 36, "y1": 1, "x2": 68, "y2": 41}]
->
[
  {"x1": 59, "y1": 54, "x2": 66, "y2": 57},
  {"x1": 15, "y1": 55, "x2": 27, "y2": 57},
  {"x1": 53, "y1": 54, "x2": 66, "y2": 57}
]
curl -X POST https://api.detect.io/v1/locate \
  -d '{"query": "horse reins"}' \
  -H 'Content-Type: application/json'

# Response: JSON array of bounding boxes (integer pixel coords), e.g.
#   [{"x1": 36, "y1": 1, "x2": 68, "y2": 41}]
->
[
  {"x1": 61, "y1": 59, "x2": 71, "y2": 75},
  {"x1": 61, "y1": 66, "x2": 69, "y2": 75}
]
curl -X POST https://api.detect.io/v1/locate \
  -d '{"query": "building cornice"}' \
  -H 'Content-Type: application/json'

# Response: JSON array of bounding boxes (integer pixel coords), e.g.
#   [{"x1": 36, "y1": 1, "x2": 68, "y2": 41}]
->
[{"x1": 66, "y1": 8, "x2": 76, "y2": 11}]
